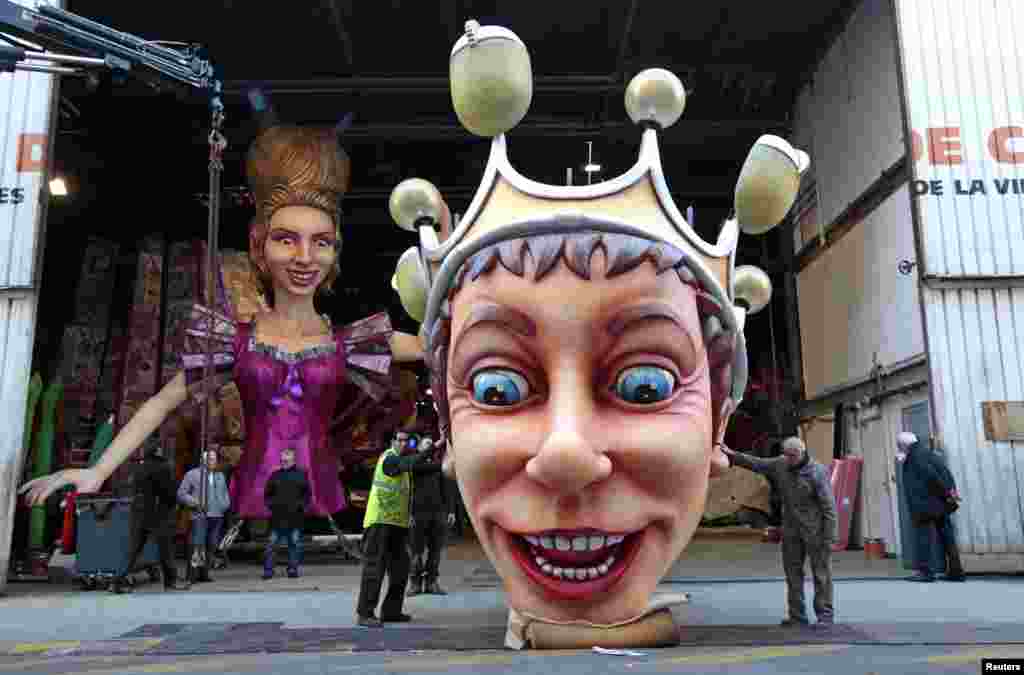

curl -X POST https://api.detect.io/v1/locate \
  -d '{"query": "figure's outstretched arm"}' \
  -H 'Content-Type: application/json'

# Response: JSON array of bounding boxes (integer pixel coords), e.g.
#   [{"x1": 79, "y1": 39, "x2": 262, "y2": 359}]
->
[
  {"x1": 719, "y1": 444, "x2": 777, "y2": 476},
  {"x1": 20, "y1": 372, "x2": 189, "y2": 506},
  {"x1": 389, "y1": 331, "x2": 425, "y2": 362}
]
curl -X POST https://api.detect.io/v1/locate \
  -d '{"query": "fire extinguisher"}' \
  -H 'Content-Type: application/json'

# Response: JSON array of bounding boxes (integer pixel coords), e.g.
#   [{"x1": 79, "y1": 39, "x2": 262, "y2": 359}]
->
[{"x1": 61, "y1": 490, "x2": 77, "y2": 554}]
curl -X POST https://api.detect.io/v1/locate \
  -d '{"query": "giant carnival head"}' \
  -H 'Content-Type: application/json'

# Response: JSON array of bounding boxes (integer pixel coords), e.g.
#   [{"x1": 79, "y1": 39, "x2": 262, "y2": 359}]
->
[
  {"x1": 245, "y1": 125, "x2": 352, "y2": 305},
  {"x1": 388, "y1": 21, "x2": 810, "y2": 626}
]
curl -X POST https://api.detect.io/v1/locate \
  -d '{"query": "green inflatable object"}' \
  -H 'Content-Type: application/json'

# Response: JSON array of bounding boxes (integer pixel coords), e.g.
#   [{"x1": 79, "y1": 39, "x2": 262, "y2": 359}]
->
[
  {"x1": 22, "y1": 373, "x2": 43, "y2": 480},
  {"x1": 29, "y1": 380, "x2": 63, "y2": 551},
  {"x1": 88, "y1": 414, "x2": 115, "y2": 468}
]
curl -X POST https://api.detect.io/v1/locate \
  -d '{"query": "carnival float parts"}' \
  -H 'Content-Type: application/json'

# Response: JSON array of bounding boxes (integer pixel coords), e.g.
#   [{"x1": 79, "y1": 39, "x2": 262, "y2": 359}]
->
[{"x1": 388, "y1": 19, "x2": 809, "y2": 650}]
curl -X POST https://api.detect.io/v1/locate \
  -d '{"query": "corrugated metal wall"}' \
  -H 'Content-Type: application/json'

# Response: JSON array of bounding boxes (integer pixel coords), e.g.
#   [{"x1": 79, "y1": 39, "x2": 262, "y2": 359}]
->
[
  {"x1": 895, "y1": 0, "x2": 1024, "y2": 554},
  {"x1": 897, "y1": 0, "x2": 1024, "y2": 277},
  {"x1": 921, "y1": 287, "x2": 1024, "y2": 553},
  {"x1": 0, "y1": 0, "x2": 63, "y2": 590}
]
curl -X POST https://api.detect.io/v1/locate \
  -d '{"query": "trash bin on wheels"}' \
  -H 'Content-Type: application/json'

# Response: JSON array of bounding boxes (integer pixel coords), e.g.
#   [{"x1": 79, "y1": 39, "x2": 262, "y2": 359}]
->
[
  {"x1": 76, "y1": 495, "x2": 161, "y2": 590},
  {"x1": 894, "y1": 457, "x2": 946, "y2": 574}
]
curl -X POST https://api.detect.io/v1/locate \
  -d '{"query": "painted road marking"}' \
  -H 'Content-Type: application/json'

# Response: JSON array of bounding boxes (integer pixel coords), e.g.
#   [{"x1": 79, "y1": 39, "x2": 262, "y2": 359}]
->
[
  {"x1": 655, "y1": 644, "x2": 849, "y2": 666},
  {"x1": 924, "y1": 647, "x2": 1024, "y2": 664},
  {"x1": 11, "y1": 640, "x2": 81, "y2": 654}
]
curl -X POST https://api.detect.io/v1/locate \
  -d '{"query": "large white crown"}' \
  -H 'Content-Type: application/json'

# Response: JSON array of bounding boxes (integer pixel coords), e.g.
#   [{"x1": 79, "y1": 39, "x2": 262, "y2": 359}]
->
[{"x1": 389, "y1": 20, "x2": 810, "y2": 404}]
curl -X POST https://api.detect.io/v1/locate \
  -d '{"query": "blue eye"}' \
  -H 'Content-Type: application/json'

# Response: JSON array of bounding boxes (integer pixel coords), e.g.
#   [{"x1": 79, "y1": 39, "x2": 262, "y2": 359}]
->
[
  {"x1": 613, "y1": 366, "x2": 676, "y2": 404},
  {"x1": 471, "y1": 369, "x2": 530, "y2": 406}
]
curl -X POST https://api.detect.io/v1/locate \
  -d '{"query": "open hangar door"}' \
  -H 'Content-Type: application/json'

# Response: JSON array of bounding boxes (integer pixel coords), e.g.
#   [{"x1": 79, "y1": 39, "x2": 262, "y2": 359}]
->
[{"x1": 7, "y1": 0, "x2": 867, "y2": 576}]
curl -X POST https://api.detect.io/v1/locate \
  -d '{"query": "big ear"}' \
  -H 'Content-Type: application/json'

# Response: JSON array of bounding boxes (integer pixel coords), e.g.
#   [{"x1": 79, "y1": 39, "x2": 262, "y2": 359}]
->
[{"x1": 709, "y1": 398, "x2": 735, "y2": 478}]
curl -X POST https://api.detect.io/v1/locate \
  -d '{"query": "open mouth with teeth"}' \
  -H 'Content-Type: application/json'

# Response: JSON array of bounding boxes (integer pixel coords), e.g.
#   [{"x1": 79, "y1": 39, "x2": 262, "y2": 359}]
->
[
  {"x1": 504, "y1": 528, "x2": 643, "y2": 601},
  {"x1": 287, "y1": 269, "x2": 319, "y2": 287}
]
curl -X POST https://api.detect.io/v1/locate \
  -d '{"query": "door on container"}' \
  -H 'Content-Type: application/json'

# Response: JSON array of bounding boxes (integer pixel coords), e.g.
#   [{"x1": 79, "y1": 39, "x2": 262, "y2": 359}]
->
[{"x1": 861, "y1": 411, "x2": 897, "y2": 553}]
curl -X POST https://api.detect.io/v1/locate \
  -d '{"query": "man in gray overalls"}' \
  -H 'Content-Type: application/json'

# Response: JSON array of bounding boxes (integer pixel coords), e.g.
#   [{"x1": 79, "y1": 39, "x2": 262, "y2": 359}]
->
[{"x1": 722, "y1": 437, "x2": 838, "y2": 627}]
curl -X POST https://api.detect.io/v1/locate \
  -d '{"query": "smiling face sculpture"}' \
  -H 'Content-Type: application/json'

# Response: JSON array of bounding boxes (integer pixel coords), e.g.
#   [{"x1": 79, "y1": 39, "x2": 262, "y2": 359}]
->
[
  {"x1": 440, "y1": 233, "x2": 736, "y2": 625},
  {"x1": 387, "y1": 20, "x2": 809, "y2": 645}
]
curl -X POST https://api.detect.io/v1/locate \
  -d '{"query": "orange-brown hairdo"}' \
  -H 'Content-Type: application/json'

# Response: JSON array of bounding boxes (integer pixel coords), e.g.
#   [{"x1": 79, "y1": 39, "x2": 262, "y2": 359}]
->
[{"x1": 246, "y1": 125, "x2": 352, "y2": 304}]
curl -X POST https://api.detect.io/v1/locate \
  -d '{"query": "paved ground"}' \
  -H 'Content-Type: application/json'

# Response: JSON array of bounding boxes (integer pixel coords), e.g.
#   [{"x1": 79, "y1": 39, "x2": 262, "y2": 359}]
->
[
  {"x1": 1, "y1": 643, "x2": 1023, "y2": 674},
  {"x1": 0, "y1": 532, "x2": 1019, "y2": 673}
]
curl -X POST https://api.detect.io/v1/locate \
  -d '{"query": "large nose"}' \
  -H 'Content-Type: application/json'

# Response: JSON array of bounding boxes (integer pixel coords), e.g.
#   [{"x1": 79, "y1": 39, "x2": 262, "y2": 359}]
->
[
  {"x1": 526, "y1": 381, "x2": 611, "y2": 496},
  {"x1": 295, "y1": 239, "x2": 313, "y2": 264}
]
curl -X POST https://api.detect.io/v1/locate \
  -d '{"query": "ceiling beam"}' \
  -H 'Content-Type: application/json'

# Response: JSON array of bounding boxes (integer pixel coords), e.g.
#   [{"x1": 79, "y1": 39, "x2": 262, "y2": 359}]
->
[
  {"x1": 320, "y1": 0, "x2": 354, "y2": 67},
  {"x1": 201, "y1": 119, "x2": 788, "y2": 147},
  {"x1": 223, "y1": 75, "x2": 619, "y2": 96},
  {"x1": 600, "y1": 0, "x2": 641, "y2": 122},
  {"x1": 220, "y1": 63, "x2": 795, "y2": 98},
  {"x1": 341, "y1": 181, "x2": 733, "y2": 203}
]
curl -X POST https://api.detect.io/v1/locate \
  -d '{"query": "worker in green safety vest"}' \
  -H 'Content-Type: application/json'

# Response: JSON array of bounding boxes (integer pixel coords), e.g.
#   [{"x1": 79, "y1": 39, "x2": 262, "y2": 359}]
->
[{"x1": 355, "y1": 430, "x2": 432, "y2": 627}]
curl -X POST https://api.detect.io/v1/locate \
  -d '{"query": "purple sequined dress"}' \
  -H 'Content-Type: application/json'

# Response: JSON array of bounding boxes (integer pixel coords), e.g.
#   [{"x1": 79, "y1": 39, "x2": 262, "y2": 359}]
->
[{"x1": 181, "y1": 301, "x2": 392, "y2": 520}]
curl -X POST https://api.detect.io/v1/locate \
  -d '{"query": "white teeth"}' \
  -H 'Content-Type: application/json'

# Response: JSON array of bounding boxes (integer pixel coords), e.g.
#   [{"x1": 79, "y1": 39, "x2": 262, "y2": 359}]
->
[
  {"x1": 597, "y1": 563, "x2": 609, "y2": 575},
  {"x1": 587, "y1": 567, "x2": 599, "y2": 579},
  {"x1": 576, "y1": 568, "x2": 589, "y2": 580},
  {"x1": 535, "y1": 556, "x2": 547, "y2": 567},
  {"x1": 553, "y1": 567, "x2": 564, "y2": 579},
  {"x1": 542, "y1": 563, "x2": 553, "y2": 574},
  {"x1": 525, "y1": 532, "x2": 629, "y2": 551}
]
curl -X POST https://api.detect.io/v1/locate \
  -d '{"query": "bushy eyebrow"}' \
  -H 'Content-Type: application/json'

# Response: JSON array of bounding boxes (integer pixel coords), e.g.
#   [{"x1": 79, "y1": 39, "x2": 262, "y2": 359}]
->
[
  {"x1": 268, "y1": 227, "x2": 335, "y2": 236},
  {"x1": 605, "y1": 302, "x2": 689, "y2": 338},
  {"x1": 457, "y1": 302, "x2": 537, "y2": 340}
]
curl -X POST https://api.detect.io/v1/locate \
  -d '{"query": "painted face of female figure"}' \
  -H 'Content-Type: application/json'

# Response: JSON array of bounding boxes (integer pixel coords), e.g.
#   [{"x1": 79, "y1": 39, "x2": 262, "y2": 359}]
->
[
  {"x1": 262, "y1": 205, "x2": 339, "y2": 301},
  {"x1": 444, "y1": 241, "x2": 728, "y2": 625}
]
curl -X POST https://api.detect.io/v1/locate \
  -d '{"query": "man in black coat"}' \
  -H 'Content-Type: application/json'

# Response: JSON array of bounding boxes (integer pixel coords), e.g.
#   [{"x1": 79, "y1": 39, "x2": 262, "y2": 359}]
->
[
  {"x1": 897, "y1": 432, "x2": 966, "y2": 582},
  {"x1": 407, "y1": 438, "x2": 457, "y2": 596},
  {"x1": 112, "y1": 444, "x2": 182, "y2": 593},
  {"x1": 263, "y1": 448, "x2": 310, "y2": 579}
]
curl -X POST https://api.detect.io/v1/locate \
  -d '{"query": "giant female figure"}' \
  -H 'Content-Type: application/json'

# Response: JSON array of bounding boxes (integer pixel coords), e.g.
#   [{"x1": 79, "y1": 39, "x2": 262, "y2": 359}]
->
[
  {"x1": 387, "y1": 21, "x2": 809, "y2": 648},
  {"x1": 22, "y1": 125, "x2": 425, "y2": 531}
]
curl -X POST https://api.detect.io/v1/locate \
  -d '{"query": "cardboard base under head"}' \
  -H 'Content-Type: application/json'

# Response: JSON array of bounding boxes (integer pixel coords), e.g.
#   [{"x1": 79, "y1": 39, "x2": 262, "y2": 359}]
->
[
  {"x1": 523, "y1": 608, "x2": 680, "y2": 650},
  {"x1": 506, "y1": 593, "x2": 689, "y2": 650}
]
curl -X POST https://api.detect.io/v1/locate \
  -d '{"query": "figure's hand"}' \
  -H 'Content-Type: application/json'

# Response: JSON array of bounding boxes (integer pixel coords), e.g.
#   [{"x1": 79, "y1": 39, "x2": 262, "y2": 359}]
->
[
  {"x1": 20, "y1": 467, "x2": 105, "y2": 507},
  {"x1": 709, "y1": 443, "x2": 731, "y2": 477},
  {"x1": 447, "y1": 513, "x2": 456, "y2": 528}
]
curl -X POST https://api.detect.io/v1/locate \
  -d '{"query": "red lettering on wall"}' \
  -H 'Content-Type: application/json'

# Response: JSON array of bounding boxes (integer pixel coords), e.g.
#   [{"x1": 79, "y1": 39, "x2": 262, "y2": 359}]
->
[
  {"x1": 988, "y1": 126, "x2": 1024, "y2": 164},
  {"x1": 928, "y1": 127, "x2": 963, "y2": 165},
  {"x1": 911, "y1": 130, "x2": 924, "y2": 163},
  {"x1": 16, "y1": 134, "x2": 46, "y2": 173}
]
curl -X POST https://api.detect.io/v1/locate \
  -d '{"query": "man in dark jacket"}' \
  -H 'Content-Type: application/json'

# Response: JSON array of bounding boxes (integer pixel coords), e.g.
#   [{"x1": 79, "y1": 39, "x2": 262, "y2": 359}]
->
[
  {"x1": 722, "y1": 437, "x2": 838, "y2": 627},
  {"x1": 112, "y1": 444, "x2": 182, "y2": 593},
  {"x1": 407, "y1": 438, "x2": 457, "y2": 596},
  {"x1": 897, "y1": 432, "x2": 966, "y2": 582},
  {"x1": 263, "y1": 448, "x2": 310, "y2": 579}
]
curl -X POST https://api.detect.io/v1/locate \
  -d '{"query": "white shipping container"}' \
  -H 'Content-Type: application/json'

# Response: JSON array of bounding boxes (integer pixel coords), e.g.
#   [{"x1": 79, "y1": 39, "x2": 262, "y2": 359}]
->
[
  {"x1": 895, "y1": 0, "x2": 1024, "y2": 558},
  {"x1": 0, "y1": 0, "x2": 63, "y2": 591}
]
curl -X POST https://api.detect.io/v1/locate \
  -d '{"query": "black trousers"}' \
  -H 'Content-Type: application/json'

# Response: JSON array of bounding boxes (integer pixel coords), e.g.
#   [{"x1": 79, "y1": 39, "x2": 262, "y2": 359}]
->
[
  {"x1": 122, "y1": 519, "x2": 176, "y2": 585},
  {"x1": 914, "y1": 513, "x2": 964, "y2": 576},
  {"x1": 410, "y1": 513, "x2": 447, "y2": 582},
  {"x1": 356, "y1": 524, "x2": 411, "y2": 619}
]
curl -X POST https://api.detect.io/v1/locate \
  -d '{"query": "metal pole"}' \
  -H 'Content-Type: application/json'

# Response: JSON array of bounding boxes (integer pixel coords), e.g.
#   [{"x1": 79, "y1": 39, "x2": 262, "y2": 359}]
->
[
  {"x1": 195, "y1": 83, "x2": 225, "y2": 577},
  {"x1": 764, "y1": 239, "x2": 782, "y2": 435}
]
